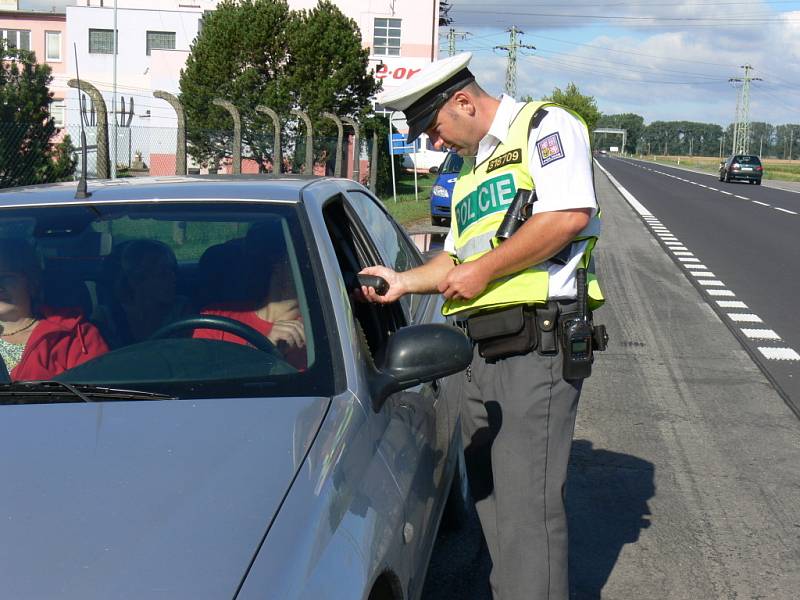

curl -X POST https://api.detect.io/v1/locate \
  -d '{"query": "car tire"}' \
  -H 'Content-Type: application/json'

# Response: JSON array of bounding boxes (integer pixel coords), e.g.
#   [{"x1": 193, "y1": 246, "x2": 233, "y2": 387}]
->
[
  {"x1": 755, "y1": 179, "x2": 761, "y2": 185},
  {"x1": 719, "y1": 172, "x2": 724, "y2": 182},
  {"x1": 725, "y1": 173, "x2": 731, "y2": 183}
]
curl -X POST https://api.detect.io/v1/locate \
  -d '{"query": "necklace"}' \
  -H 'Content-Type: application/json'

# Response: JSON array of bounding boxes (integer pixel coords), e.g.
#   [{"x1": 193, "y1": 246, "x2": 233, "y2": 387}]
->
[{"x1": 0, "y1": 318, "x2": 37, "y2": 337}]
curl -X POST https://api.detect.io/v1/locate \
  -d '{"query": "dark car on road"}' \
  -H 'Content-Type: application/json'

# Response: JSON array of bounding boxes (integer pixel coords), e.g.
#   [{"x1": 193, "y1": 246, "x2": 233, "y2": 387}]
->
[
  {"x1": 430, "y1": 151, "x2": 463, "y2": 227},
  {"x1": 0, "y1": 175, "x2": 472, "y2": 600},
  {"x1": 719, "y1": 154, "x2": 763, "y2": 184}
]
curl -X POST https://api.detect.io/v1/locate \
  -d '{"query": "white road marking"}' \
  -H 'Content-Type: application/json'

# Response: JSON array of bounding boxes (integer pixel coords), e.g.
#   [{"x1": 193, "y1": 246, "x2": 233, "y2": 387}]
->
[
  {"x1": 717, "y1": 300, "x2": 747, "y2": 308},
  {"x1": 734, "y1": 195, "x2": 748, "y2": 199},
  {"x1": 678, "y1": 257, "x2": 700, "y2": 262},
  {"x1": 758, "y1": 347, "x2": 800, "y2": 361},
  {"x1": 727, "y1": 313, "x2": 763, "y2": 323},
  {"x1": 707, "y1": 289, "x2": 736, "y2": 296},
  {"x1": 741, "y1": 329, "x2": 780, "y2": 340},
  {"x1": 698, "y1": 280, "x2": 725, "y2": 286},
  {"x1": 719, "y1": 191, "x2": 733, "y2": 196},
  {"x1": 690, "y1": 271, "x2": 716, "y2": 277},
  {"x1": 753, "y1": 200, "x2": 770, "y2": 206},
  {"x1": 664, "y1": 241, "x2": 683, "y2": 246},
  {"x1": 708, "y1": 187, "x2": 719, "y2": 191},
  {"x1": 775, "y1": 207, "x2": 797, "y2": 215},
  {"x1": 684, "y1": 264, "x2": 708, "y2": 270}
]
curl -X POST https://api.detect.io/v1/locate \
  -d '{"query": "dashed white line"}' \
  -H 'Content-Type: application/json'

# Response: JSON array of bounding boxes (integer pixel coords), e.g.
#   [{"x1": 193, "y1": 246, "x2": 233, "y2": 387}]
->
[
  {"x1": 684, "y1": 264, "x2": 708, "y2": 270},
  {"x1": 691, "y1": 271, "x2": 716, "y2": 278},
  {"x1": 741, "y1": 329, "x2": 780, "y2": 340},
  {"x1": 707, "y1": 289, "x2": 736, "y2": 296},
  {"x1": 775, "y1": 207, "x2": 798, "y2": 215},
  {"x1": 734, "y1": 195, "x2": 748, "y2": 199},
  {"x1": 757, "y1": 347, "x2": 800, "y2": 361},
  {"x1": 698, "y1": 280, "x2": 725, "y2": 286},
  {"x1": 717, "y1": 300, "x2": 747, "y2": 308},
  {"x1": 727, "y1": 313, "x2": 763, "y2": 323},
  {"x1": 672, "y1": 251, "x2": 694, "y2": 256},
  {"x1": 719, "y1": 191, "x2": 733, "y2": 196},
  {"x1": 752, "y1": 200, "x2": 770, "y2": 206},
  {"x1": 678, "y1": 257, "x2": 701, "y2": 262}
]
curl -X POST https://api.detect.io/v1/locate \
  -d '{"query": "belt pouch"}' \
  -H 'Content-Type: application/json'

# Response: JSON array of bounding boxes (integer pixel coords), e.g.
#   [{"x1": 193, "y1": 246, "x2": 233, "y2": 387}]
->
[
  {"x1": 467, "y1": 306, "x2": 537, "y2": 362},
  {"x1": 536, "y1": 303, "x2": 559, "y2": 356}
]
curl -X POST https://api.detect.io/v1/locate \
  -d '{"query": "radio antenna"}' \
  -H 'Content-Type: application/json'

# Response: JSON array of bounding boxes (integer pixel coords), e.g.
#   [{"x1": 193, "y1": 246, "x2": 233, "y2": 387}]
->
[{"x1": 74, "y1": 42, "x2": 91, "y2": 199}]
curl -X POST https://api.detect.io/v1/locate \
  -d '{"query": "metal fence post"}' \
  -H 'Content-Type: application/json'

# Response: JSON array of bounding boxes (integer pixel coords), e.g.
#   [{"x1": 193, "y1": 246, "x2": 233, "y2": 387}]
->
[
  {"x1": 291, "y1": 109, "x2": 314, "y2": 175},
  {"x1": 68, "y1": 78, "x2": 110, "y2": 179},
  {"x1": 342, "y1": 117, "x2": 360, "y2": 183},
  {"x1": 322, "y1": 112, "x2": 343, "y2": 177},
  {"x1": 213, "y1": 99, "x2": 241, "y2": 174},
  {"x1": 255, "y1": 105, "x2": 281, "y2": 175},
  {"x1": 153, "y1": 90, "x2": 187, "y2": 175}
]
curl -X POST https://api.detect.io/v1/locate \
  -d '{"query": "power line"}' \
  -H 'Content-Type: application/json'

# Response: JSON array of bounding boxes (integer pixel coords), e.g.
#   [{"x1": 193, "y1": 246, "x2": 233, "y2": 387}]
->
[{"x1": 729, "y1": 64, "x2": 762, "y2": 154}]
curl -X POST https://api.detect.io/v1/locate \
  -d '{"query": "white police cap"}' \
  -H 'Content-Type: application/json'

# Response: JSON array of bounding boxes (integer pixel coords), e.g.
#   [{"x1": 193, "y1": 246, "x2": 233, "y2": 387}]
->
[{"x1": 377, "y1": 52, "x2": 474, "y2": 143}]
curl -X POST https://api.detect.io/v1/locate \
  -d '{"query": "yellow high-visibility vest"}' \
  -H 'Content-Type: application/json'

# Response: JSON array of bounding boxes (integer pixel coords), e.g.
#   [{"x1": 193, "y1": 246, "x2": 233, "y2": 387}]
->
[{"x1": 442, "y1": 101, "x2": 604, "y2": 316}]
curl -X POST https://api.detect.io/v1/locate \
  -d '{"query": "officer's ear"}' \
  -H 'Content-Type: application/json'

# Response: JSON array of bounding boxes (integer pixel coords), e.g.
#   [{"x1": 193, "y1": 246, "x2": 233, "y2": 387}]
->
[{"x1": 451, "y1": 90, "x2": 476, "y2": 117}]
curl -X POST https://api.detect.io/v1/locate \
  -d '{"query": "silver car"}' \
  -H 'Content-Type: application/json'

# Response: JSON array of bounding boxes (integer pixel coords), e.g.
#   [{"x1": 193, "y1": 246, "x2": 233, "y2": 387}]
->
[{"x1": 0, "y1": 176, "x2": 472, "y2": 599}]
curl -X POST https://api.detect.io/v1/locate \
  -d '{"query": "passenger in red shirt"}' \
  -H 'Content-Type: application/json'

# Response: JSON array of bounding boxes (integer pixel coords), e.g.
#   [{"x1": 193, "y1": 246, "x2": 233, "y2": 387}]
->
[
  {"x1": 193, "y1": 222, "x2": 306, "y2": 370},
  {"x1": 0, "y1": 240, "x2": 108, "y2": 381}
]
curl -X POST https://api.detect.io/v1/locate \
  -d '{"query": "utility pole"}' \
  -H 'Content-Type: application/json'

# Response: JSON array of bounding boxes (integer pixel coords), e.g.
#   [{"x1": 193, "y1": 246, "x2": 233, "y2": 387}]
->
[
  {"x1": 729, "y1": 64, "x2": 761, "y2": 155},
  {"x1": 790, "y1": 127, "x2": 795, "y2": 160},
  {"x1": 494, "y1": 26, "x2": 535, "y2": 98},
  {"x1": 446, "y1": 27, "x2": 470, "y2": 56}
]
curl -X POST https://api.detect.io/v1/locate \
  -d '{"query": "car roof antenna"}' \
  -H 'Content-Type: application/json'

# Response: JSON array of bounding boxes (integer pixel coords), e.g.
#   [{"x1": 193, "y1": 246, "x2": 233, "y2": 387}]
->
[{"x1": 73, "y1": 43, "x2": 91, "y2": 200}]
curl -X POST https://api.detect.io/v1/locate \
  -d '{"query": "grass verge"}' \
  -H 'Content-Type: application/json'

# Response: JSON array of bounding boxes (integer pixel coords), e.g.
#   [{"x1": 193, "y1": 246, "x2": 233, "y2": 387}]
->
[{"x1": 380, "y1": 171, "x2": 436, "y2": 226}]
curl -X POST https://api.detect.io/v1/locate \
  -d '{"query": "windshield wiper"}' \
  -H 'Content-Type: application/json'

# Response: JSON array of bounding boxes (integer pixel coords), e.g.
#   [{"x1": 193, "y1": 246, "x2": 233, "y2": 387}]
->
[{"x1": 0, "y1": 381, "x2": 177, "y2": 404}]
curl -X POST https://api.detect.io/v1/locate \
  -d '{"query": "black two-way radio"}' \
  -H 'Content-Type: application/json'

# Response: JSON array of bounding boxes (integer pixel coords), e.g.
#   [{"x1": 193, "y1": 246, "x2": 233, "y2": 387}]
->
[{"x1": 560, "y1": 268, "x2": 595, "y2": 380}]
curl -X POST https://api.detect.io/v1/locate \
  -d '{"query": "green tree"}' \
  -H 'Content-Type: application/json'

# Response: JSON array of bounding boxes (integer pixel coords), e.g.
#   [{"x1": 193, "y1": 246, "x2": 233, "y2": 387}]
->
[
  {"x1": 0, "y1": 41, "x2": 76, "y2": 188},
  {"x1": 541, "y1": 82, "x2": 601, "y2": 135},
  {"x1": 597, "y1": 113, "x2": 644, "y2": 154},
  {"x1": 180, "y1": 0, "x2": 379, "y2": 172}
]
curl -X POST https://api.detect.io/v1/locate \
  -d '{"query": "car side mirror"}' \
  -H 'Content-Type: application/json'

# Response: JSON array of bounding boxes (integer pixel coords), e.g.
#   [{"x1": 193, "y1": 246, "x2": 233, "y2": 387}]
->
[{"x1": 369, "y1": 323, "x2": 472, "y2": 410}]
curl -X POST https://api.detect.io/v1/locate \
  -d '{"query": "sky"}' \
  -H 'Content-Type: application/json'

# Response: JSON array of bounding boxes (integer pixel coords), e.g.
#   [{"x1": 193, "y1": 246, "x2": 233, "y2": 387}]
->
[
  {"x1": 442, "y1": 0, "x2": 800, "y2": 127},
  {"x1": 18, "y1": 0, "x2": 800, "y2": 127}
]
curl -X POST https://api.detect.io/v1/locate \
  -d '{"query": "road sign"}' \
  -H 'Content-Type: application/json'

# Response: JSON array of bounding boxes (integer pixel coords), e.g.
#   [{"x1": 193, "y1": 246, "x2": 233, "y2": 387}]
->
[{"x1": 389, "y1": 133, "x2": 415, "y2": 156}]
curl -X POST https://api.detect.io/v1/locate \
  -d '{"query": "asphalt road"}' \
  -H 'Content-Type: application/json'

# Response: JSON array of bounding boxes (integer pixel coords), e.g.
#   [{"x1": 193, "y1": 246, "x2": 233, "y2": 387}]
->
[
  {"x1": 596, "y1": 156, "x2": 800, "y2": 415},
  {"x1": 421, "y1": 165, "x2": 800, "y2": 599}
]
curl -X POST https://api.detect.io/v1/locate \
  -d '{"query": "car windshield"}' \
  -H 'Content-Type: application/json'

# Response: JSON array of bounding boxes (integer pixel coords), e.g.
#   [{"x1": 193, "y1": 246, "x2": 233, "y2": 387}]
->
[
  {"x1": 440, "y1": 152, "x2": 464, "y2": 174},
  {"x1": 0, "y1": 202, "x2": 335, "y2": 399}
]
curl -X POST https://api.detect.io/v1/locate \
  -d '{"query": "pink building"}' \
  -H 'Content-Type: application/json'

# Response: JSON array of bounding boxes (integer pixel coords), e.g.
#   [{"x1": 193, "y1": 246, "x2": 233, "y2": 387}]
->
[{"x1": 0, "y1": 3, "x2": 67, "y2": 127}]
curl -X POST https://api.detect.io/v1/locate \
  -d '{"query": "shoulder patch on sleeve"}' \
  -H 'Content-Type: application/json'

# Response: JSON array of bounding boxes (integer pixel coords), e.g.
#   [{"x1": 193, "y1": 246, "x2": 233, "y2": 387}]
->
[{"x1": 536, "y1": 132, "x2": 565, "y2": 167}]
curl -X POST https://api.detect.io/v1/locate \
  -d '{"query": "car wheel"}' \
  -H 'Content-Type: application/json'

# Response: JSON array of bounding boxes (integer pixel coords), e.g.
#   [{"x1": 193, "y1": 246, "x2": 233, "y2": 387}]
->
[
  {"x1": 719, "y1": 172, "x2": 724, "y2": 182},
  {"x1": 725, "y1": 173, "x2": 731, "y2": 183},
  {"x1": 755, "y1": 179, "x2": 761, "y2": 185}
]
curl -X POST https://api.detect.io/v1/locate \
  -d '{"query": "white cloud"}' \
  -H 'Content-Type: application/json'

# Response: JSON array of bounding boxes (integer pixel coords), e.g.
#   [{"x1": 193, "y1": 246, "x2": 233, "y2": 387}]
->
[{"x1": 446, "y1": 2, "x2": 800, "y2": 125}]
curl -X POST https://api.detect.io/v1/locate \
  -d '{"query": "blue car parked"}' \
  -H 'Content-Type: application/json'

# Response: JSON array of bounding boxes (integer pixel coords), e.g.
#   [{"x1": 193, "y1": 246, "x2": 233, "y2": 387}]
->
[{"x1": 430, "y1": 152, "x2": 463, "y2": 226}]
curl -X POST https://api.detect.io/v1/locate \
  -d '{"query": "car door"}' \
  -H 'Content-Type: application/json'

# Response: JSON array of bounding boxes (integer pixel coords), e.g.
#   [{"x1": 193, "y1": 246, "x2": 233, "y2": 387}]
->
[{"x1": 328, "y1": 188, "x2": 452, "y2": 592}]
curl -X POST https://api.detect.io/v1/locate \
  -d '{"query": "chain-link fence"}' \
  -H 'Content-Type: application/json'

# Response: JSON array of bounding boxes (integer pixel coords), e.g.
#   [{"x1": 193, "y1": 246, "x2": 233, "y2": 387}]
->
[{"x1": 2, "y1": 121, "x2": 393, "y2": 193}]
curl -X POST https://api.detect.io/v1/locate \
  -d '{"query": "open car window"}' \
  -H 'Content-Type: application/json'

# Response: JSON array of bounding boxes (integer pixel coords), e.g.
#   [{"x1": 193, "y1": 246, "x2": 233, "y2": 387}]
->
[{"x1": 0, "y1": 202, "x2": 335, "y2": 399}]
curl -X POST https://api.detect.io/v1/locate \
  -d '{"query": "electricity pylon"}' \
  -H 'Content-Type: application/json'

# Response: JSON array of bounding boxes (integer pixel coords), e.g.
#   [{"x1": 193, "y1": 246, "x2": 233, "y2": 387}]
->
[
  {"x1": 446, "y1": 27, "x2": 470, "y2": 56},
  {"x1": 729, "y1": 64, "x2": 761, "y2": 155},
  {"x1": 494, "y1": 26, "x2": 535, "y2": 99}
]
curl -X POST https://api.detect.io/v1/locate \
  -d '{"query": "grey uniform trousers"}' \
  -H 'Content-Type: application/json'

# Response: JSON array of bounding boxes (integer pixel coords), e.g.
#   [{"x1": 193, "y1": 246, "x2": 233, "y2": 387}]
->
[{"x1": 459, "y1": 341, "x2": 582, "y2": 600}]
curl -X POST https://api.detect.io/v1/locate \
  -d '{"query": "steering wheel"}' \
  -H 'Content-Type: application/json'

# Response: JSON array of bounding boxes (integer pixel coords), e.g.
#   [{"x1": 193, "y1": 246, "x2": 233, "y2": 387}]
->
[{"x1": 150, "y1": 315, "x2": 281, "y2": 356}]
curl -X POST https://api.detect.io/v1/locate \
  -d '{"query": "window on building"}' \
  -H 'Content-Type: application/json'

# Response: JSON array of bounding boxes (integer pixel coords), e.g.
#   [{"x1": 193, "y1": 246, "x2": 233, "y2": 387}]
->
[
  {"x1": 89, "y1": 28, "x2": 117, "y2": 54},
  {"x1": 146, "y1": 31, "x2": 176, "y2": 56},
  {"x1": 1, "y1": 29, "x2": 32, "y2": 52},
  {"x1": 49, "y1": 101, "x2": 66, "y2": 128},
  {"x1": 372, "y1": 18, "x2": 400, "y2": 56},
  {"x1": 45, "y1": 31, "x2": 62, "y2": 61}
]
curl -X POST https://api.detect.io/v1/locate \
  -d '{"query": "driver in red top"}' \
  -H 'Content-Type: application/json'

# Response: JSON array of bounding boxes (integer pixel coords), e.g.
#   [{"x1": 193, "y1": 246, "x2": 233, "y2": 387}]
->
[{"x1": 192, "y1": 223, "x2": 306, "y2": 370}]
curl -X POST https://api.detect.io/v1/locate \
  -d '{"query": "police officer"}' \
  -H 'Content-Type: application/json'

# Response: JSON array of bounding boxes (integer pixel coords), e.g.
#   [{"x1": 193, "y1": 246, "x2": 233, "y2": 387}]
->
[{"x1": 361, "y1": 52, "x2": 603, "y2": 600}]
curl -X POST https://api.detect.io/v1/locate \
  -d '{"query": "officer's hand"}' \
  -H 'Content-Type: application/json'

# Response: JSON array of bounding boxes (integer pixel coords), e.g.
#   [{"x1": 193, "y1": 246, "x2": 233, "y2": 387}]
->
[
  {"x1": 437, "y1": 261, "x2": 491, "y2": 300},
  {"x1": 357, "y1": 266, "x2": 405, "y2": 304}
]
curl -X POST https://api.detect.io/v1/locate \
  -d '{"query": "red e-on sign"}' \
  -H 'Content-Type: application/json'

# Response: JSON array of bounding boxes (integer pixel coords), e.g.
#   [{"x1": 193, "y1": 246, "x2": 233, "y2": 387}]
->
[{"x1": 375, "y1": 64, "x2": 421, "y2": 80}]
